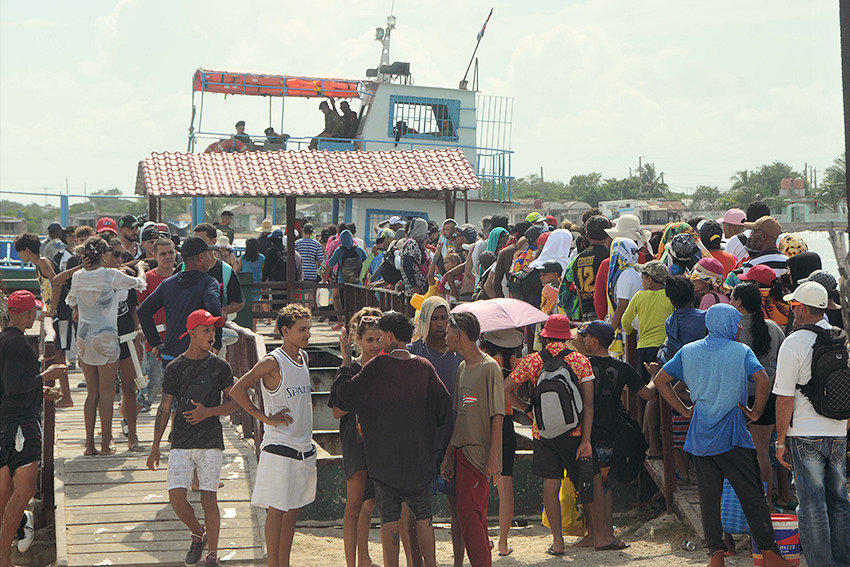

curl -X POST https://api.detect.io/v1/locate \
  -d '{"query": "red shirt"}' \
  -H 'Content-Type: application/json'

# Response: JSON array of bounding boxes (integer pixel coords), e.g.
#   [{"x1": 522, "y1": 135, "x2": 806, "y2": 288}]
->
[
  {"x1": 709, "y1": 249, "x2": 739, "y2": 278},
  {"x1": 137, "y1": 269, "x2": 170, "y2": 351},
  {"x1": 593, "y1": 258, "x2": 611, "y2": 320}
]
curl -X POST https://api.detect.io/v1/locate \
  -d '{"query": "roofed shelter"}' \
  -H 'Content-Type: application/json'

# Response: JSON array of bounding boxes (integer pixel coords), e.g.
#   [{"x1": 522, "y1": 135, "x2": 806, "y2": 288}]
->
[{"x1": 135, "y1": 147, "x2": 481, "y2": 300}]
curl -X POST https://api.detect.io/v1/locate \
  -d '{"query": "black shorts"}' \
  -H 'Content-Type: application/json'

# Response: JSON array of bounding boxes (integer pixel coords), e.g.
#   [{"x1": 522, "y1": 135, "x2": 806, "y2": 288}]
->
[
  {"x1": 373, "y1": 480, "x2": 432, "y2": 523},
  {"x1": 117, "y1": 314, "x2": 135, "y2": 361},
  {"x1": 636, "y1": 346, "x2": 660, "y2": 384},
  {"x1": 532, "y1": 433, "x2": 599, "y2": 484},
  {"x1": 52, "y1": 319, "x2": 76, "y2": 351},
  {"x1": 748, "y1": 393, "x2": 777, "y2": 426},
  {"x1": 0, "y1": 420, "x2": 42, "y2": 475},
  {"x1": 342, "y1": 443, "x2": 375, "y2": 501},
  {"x1": 501, "y1": 414, "x2": 517, "y2": 477}
]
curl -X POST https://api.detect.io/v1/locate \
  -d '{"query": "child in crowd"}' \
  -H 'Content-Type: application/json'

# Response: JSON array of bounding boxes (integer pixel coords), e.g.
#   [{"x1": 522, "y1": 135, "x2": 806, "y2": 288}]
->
[
  {"x1": 648, "y1": 276, "x2": 707, "y2": 478},
  {"x1": 537, "y1": 261, "x2": 563, "y2": 315}
]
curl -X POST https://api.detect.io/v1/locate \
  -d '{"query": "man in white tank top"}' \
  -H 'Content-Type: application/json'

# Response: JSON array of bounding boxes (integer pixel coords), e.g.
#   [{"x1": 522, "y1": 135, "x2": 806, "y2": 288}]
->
[{"x1": 230, "y1": 304, "x2": 315, "y2": 567}]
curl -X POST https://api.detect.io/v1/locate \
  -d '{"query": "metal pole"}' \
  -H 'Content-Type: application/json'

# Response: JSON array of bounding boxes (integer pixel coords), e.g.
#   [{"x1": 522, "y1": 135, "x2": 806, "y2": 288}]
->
[{"x1": 841, "y1": 0, "x2": 850, "y2": 233}]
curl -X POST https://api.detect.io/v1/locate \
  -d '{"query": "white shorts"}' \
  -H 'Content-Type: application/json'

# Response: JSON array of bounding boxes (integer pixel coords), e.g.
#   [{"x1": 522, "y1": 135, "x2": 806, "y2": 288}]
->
[
  {"x1": 251, "y1": 449, "x2": 317, "y2": 512},
  {"x1": 166, "y1": 448, "x2": 223, "y2": 492}
]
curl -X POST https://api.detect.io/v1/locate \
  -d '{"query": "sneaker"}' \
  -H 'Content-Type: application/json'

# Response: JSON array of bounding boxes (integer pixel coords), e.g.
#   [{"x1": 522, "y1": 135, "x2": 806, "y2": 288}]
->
[
  {"x1": 185, "y1": 531, "x2": 206, "y2": 565},
  {"x1": 17, "y1": 510, "x2": 34, "y2": 553},
  {"x1": 121, "y1": 418, "x2": 129, "y2": 437},
  {"x1": 204, "y1": 551, "x2": 220, "y2": 567},
  {"x1": 77, "y1": 381, "x2": 86, "y2": 388}
]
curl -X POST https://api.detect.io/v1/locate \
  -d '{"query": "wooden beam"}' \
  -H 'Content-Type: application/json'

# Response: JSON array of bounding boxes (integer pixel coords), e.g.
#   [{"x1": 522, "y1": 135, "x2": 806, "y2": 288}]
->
[
  {"x1": 285, "y1": 196, "x2": 297, "y2": 307},
  {"x1": 147, "y1": 195, "x2": 159, "y2": 223},
  {"x1": 444, "y1": 189, "x2": 456, "y2": 220}
]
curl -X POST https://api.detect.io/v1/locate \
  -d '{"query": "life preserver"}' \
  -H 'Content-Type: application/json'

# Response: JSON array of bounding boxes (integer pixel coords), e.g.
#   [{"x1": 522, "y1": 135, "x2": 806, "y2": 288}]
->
[{"x1": 204, "y1": 139, "x2": 248, "y2": 153}]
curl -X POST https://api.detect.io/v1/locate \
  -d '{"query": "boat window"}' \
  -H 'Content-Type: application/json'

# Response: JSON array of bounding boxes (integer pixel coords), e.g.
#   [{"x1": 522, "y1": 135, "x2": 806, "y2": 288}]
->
[{"x1": 388, "y1": 96, "x2": 460, "y2": 142}]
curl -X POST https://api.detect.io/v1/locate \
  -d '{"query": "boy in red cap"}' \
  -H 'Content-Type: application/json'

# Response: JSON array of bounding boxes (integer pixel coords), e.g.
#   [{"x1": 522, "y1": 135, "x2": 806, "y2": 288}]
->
[
  {"x1": 0, "y1": 291, "x2": 66, "y2": 564},
  {"x1": 146, "y1": 309, "x2": 237, "y2": 567}
]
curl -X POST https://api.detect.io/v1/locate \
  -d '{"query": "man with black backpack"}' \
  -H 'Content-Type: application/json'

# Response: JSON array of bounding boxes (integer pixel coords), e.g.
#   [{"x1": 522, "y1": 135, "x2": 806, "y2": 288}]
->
[
  {"x1": 774, "y1": 281, "x2": 850, "y2": 567},
  {"x1": 574, "y1": 320, "x2": 655, "y2": 551},
  {"x1": 504, "y1": 314, "x2": 600, "y2": 557}
]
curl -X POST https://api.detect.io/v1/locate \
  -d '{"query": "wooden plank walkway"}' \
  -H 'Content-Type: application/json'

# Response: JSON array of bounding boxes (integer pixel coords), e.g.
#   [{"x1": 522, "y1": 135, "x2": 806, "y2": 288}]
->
[{"x1": 54, "y1": 375, "x2": 266, "y2": 567}]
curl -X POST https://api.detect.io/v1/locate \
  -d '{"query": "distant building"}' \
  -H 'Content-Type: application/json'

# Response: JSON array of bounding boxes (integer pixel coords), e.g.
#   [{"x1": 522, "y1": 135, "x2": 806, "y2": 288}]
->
[
  {"x1": 598, "y1": 199, "x2": 684, "y2": 226},
  {"x1": 221, "y1": 203, "x2": 264, "y2": 233},
  {"x1": 0, "y1": 217, "x2": 28, "y2": 235},
  {"x1": 508, "y1": 198, "x2": 592, "y2": 225}
]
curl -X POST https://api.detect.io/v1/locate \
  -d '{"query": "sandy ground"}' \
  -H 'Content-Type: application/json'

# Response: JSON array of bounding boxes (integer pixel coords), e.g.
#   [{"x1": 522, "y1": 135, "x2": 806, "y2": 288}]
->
[{"x1": 277, "y1": 514, "x2": 758, "y2": 567}]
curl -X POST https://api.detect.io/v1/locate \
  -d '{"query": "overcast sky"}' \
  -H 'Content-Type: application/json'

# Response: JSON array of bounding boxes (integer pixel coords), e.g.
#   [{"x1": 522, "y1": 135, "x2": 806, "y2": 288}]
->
[{"x1": 0, "y1": 1, "x2": 843, "y2": 205}]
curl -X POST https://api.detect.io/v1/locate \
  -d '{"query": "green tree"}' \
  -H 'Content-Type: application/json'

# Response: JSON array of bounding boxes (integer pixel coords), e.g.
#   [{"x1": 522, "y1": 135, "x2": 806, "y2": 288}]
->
[
  {"x1": 751, "y1": 161, "x2": 803, "y2": 196},
  {"x1": 690, "y1": 185, "x2": 721, "y2": 210},
  {"x1": 818, "y1": 152, "x2": 846, "y2": 210}
]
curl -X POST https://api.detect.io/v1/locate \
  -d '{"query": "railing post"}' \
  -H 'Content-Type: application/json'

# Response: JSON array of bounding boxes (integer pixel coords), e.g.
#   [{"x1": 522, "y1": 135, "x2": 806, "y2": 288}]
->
[
  {"x1": 40, "y1": 329, "x2": 56, "y2": 524},
  {"x1": 659, "y1": 397, "x2": 676, "y2": 513}
]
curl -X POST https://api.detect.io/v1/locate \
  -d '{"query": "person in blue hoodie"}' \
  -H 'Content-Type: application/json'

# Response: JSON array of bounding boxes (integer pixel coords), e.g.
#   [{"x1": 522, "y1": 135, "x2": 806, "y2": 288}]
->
[
  {"x1": 653, "y1": 304, "x2": 792, "y2": 567},
  {"x1": 138, "y1": 237, "x2": 223, "y2": 366}
]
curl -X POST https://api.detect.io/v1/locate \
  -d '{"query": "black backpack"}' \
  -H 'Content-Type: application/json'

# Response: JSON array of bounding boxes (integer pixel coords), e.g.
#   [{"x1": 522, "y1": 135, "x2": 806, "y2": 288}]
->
[
  {"x1": 531, "y1": 348, "x2": 584, "y2": 439},
  {"x1": 340, "y1": 246, "x2": 363, "y2": 284},
  {"x1": 508, "y1": 267, "x2": 542, "y2": 306},
  {"x1": 796, "y1": 324, "x2": 850, "y2": 420},
  {"x1": 611, "y1": 407, "x2": 648, "y2": 483}
]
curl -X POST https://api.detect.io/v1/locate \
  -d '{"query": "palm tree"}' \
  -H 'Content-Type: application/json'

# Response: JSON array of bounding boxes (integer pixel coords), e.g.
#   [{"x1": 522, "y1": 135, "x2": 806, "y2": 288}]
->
[
  {"x1": 729, "y1": 169, "x2": 752, "y2": 191},
  {"x1": 637, "y1": 163, "x2": 668, "y2": 198},
  {"x1": 817, "y1": 153, "x2": 846, "y2": 211}
]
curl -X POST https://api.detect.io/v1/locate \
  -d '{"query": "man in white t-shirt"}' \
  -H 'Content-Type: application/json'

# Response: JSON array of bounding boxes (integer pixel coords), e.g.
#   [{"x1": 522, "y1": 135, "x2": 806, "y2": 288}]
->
[
  {"x1": 774, "y1": 281, "x2": 850, "y2": 567},
  {"x1": 717, "y1": 208, "x2": 748, "y2": 262}
]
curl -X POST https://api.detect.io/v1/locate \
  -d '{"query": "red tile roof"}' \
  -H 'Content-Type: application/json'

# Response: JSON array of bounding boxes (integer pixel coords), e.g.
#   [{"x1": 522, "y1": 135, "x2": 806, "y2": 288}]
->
[{"x1": 136, "y1": 148, "x2": 481, "y2": 198}]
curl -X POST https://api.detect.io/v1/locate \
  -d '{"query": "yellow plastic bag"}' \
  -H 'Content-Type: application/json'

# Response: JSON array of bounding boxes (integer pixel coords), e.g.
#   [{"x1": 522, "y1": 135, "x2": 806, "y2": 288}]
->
[{"x1": 541, "y1": 475, "x2": 586, "y2": 536}]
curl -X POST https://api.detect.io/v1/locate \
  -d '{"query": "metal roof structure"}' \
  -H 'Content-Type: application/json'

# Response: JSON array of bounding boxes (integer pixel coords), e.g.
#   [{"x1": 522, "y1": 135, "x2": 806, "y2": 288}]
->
[{"x1": 136, "y1": 148, "x2": 481, "y2": 198}]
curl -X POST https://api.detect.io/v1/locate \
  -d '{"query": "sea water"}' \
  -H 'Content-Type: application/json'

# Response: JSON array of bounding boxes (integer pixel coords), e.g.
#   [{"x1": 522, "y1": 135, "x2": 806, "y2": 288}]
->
[{"x1": 788, "y1": 230, "x2": 845, "y2": 278}]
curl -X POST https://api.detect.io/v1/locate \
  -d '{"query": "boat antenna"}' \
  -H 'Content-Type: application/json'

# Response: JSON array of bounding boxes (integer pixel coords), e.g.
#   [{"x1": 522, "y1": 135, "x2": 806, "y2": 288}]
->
[
  {"x1": 460, "y1": 8, "x2": 493, "y2": 90},
  {"x1": 375, "y1": 4, "x2": 397, "y2": 83}
]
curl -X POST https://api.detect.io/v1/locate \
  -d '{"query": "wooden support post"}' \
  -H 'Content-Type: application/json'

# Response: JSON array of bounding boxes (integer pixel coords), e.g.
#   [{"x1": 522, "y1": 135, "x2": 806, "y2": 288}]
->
[
  {"x1": 464, "y1": 189, "x2": 469, "y2": 223},
  {"x1": 444, "y1": 189, "x2": 456, "y2": 220},
  {"x1": 659, "y1": 397, "x2": 676, "y2": 514},
  {"x1": 40, "y1": 327, "x2": 56, "y2": 524},
  {"x1": 147, "y1": 194, "x2": 159, "y2": 222},
  {"x1": 285, "y1": 196, "x2": 297, "y2": 307}
]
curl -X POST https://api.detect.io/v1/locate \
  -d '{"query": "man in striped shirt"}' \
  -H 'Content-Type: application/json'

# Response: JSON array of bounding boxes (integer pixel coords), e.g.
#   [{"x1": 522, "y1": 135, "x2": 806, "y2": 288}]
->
[
  {"x1": 294, "y1": 223, "x2": 324, "y2": 282},
  {"x1": 739, "y1": 216, "x2": 788, "y2": 277}
]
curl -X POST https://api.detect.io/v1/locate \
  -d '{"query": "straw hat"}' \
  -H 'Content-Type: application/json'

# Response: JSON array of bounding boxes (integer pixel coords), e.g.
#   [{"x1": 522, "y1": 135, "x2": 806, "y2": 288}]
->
[
  {"x1": 254, "y1": 218, "x2": 278, "y2": 233},
  {"x1": 605, "y1": 214, "x2": 650, "y2": 246}
]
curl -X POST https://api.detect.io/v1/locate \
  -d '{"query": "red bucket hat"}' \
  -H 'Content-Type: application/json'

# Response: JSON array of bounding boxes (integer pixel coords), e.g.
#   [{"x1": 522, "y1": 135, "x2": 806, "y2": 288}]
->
[{"x1": 539, "y1": 314, "x2": 574, "y2": 340}]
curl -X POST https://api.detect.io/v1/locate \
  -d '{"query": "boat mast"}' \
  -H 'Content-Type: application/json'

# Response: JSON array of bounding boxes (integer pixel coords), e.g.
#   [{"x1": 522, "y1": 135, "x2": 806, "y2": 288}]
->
[{"x1": 375, "y1": 8, "x2": 396, "y2": 83}]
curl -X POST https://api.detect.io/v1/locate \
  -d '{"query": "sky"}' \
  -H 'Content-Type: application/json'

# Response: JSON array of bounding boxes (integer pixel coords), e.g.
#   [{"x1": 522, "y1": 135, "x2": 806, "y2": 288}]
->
[{"x1": 0, "y1": 0, "x2": 844, "y2": 206}]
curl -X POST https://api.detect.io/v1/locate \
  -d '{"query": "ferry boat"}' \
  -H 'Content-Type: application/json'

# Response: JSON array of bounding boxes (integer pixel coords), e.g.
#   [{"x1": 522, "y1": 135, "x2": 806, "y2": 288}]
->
[{"x1": 186, "y1": 10, "x2": 514, "y2": 243}]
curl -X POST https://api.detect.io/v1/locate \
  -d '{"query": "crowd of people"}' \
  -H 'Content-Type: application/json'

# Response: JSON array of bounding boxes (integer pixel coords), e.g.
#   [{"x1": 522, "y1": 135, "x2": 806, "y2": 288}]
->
[{"x1": 0, "y1": 200, "x2": 847, "y2": 567}]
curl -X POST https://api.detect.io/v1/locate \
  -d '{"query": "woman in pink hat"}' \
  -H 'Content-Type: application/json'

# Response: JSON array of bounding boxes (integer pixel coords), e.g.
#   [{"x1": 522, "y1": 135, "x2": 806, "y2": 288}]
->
[{"x1": 688, "y1": 258, "x2": 731, "y2": 310}]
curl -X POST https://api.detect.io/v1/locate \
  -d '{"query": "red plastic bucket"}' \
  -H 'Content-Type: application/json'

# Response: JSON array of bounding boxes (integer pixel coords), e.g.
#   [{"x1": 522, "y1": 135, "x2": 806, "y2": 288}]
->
[{"x1": 751, "y1": 513, "x2": 800, "y2": 566}]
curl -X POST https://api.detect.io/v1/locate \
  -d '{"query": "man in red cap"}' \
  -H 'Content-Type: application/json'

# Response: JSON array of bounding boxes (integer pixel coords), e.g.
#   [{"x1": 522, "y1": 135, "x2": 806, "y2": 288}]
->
[
  {"x1": 146, "y1": 309, "x2": 237, "y2": 567},
  {"x1": 0, "y1": 291, "x2": 66, "y2": 564},
  {"x1": 95, "y1": 217, "x2": 119, "y2": 238},
  {"x1": 504, "y1": 315, "x2": 607, "y2": 555}
]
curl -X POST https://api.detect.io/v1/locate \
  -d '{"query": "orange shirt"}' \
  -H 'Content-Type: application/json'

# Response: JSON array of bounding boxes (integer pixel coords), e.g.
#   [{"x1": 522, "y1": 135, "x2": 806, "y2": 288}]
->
[
  {"x1": 709, "y1": 249, "x2": 739, "y2": 278},
  {"x1": 508, "y1": 342, "x2": 594, "y2": 439}
]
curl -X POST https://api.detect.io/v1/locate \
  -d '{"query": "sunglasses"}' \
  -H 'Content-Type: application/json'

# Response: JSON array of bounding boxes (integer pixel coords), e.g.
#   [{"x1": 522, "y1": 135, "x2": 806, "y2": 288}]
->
[{"x1": 359, "y1": 316, "x2": 380, "y2": 324}]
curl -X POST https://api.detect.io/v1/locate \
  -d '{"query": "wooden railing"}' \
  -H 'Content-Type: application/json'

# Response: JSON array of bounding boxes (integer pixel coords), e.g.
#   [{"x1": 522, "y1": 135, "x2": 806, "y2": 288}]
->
[{"x1": 222, "y1": 323, "x2": 268, "y2": 461}]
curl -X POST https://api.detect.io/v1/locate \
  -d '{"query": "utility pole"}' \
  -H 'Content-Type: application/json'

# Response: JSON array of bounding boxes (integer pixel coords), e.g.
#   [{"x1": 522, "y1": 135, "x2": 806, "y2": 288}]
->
[
  {"x1": 814, "y1": 167, "x2": 817, "y2": 189},
  {"x1": 540, "y1": 166, "x2": 545, "y2": 200}
]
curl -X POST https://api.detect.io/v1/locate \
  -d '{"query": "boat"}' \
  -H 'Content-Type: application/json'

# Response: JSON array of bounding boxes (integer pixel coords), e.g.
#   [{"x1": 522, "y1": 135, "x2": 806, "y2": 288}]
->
[{"x1": 186, "y1": 10, "x2": 515, "y2": 244}]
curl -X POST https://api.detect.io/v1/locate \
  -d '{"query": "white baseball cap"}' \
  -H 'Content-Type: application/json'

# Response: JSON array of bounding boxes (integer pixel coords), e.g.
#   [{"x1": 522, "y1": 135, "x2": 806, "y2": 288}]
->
[
  {"x1": 388, "y1": 216, "x2": 407, "y2": 226},
  {"x1": 783, "y1": 281, "x2": 831, "y2": 309}
]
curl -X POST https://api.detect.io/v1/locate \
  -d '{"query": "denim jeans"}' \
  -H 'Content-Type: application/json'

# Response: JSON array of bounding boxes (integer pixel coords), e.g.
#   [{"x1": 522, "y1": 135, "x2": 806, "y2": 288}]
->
[
  {"x1": 789, "y1": 436, "x2": 850, "y2": 567},
  {"x1": 137, "y1": 350, "x2": 164, "y2": 408}
]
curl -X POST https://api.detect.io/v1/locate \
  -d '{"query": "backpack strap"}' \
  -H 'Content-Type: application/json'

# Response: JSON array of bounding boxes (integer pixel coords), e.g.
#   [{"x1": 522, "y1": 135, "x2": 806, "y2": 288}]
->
[{"x1": 539, "y1": 349, "x2": 554, "y2": 363}]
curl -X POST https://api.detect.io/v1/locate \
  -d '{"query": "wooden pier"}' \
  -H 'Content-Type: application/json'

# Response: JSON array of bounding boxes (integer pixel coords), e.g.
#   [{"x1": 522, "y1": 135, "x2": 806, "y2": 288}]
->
[{"x1": 54, "y1": 374, "x2": 266, "y2": 567}]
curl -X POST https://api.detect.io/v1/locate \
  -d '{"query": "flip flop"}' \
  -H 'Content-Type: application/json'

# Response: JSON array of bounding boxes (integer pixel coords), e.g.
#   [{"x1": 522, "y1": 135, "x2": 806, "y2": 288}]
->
[
  {"x1": 546, "y1": 545, "x2": 565, "y2": 556},
  {"x1": 595, "y1": 540, "x2": 630, "y2": 551},
  {"x1": 128, "y1": 442, "x2": 145, "y2": 452},
  {"x1": 498, "y1": 547, "x2": 514, "y2": 557}
]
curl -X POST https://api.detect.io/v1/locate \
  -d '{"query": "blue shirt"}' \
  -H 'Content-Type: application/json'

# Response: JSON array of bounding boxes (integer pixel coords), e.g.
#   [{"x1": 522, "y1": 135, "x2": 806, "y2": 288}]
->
[
  {"x1": 663, "y1": 340, "x2": 763, "y2": 456},
  {"x1": 294, "y1": 237, "x2": 324, "y2": 281},
  {"x1": 657, "y1": 308, "x2": 707, "y2": 364},
  {"x1": 240, "y1": 254, "x2": 265, "y2": 283}
]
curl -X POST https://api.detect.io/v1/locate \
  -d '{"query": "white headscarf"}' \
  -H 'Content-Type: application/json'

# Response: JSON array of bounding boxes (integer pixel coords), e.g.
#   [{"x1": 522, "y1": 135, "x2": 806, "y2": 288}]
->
[{"x1": 528, "y1": 228, "x2": 573, "y2": 277}]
